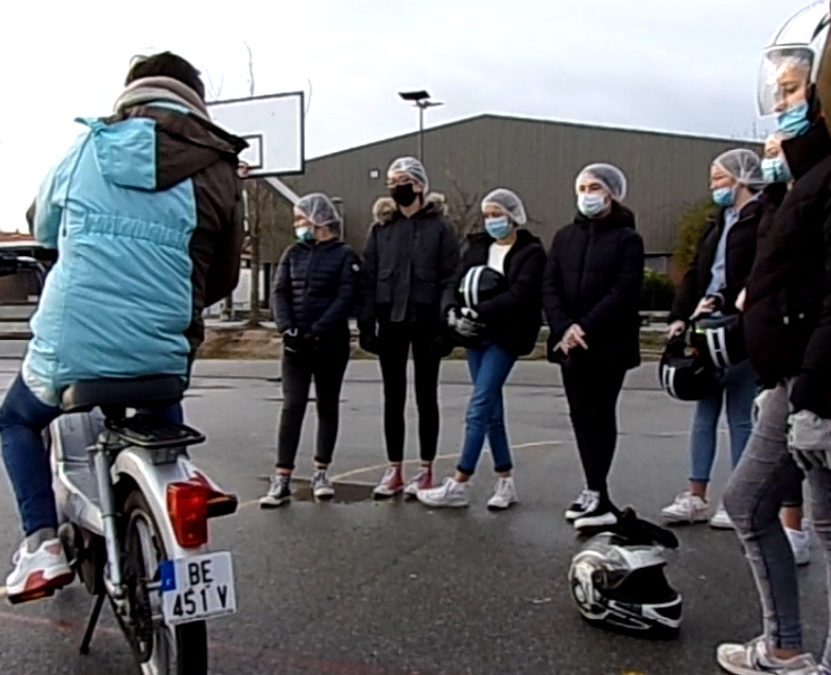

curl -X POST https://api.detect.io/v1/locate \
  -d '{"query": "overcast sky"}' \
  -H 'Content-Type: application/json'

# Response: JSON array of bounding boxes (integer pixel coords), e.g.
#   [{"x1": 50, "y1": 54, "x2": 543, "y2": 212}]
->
[{"x1": 0, "y1": 0, "x2": 803, "y2": 231}]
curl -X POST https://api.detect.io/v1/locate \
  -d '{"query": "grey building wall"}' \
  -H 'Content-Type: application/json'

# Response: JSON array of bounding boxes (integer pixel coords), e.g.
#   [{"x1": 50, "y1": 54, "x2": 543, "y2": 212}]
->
[{"x1": 285, "y1": 114, "x2": 761, "y2": 262}]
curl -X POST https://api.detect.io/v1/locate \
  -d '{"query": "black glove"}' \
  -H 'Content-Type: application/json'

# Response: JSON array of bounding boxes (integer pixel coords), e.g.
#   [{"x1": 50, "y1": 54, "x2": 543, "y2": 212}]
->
[
  {"x1": 282, "y1": 328, "x2": 302, "y2": 354},
  {"x1": 358, "y1": 321, "x2": 381, "y2": 355}
]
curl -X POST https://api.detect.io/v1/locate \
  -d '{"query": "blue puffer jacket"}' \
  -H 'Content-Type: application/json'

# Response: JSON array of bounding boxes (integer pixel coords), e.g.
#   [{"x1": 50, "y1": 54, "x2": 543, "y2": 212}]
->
[
  {"x1": 24, "y1": 98, "x2": 246, "y2": 405},
  {"x1": 272, "y1": 239, "x2": 361, "y2": 337}
]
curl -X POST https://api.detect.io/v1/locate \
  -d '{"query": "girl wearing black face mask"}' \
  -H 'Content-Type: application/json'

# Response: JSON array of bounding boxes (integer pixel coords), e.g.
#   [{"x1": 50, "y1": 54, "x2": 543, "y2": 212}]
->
[{"x1": 358, "y1": 156, "x2": 461, "y2": 499}]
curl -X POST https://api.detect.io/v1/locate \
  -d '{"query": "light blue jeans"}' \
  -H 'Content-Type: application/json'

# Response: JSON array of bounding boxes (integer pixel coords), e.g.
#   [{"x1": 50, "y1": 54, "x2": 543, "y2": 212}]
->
[
  {"x1": 689, "y1": 360, "x2": 757, "y2": 483},
  {"x1": 457, "y1": 342, "x2": 516, "y2": 476}
]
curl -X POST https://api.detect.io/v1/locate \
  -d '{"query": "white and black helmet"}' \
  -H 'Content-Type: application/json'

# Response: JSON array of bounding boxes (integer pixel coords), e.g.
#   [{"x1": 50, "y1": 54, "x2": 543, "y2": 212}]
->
[
  {"x1": 568, "y1": 532, "x2": 682, "y2": 639},
  {"x1": 659, "y1": 336, "x2": 721, "y2": 402},
  {"x1": 690, "y1": 315, "x2": 747, "y2": 369},
  {"x1": 457, "y1": 265, "x2": 507, "y2": 312}
]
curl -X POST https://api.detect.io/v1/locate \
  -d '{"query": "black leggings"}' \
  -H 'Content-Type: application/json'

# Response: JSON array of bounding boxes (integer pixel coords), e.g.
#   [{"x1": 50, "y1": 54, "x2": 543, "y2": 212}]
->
[
  {"x1": 378, "y1": 320, "x2": 441, "y2": 463},
  {"x1": 276, "y1": 338, "x2": 350, "y2": 471},
  {"x1": 561, "y1": 357, "x2": 627, "y2": 504}
]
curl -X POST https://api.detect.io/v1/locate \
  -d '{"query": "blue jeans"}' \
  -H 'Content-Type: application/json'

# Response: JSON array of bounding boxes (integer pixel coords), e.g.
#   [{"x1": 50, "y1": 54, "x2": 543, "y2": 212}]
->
[
  {"x1": 457, "y1": 343, "x2": 516, "y2": 476},
  {"x1": 689, "y1": 360, "x2": 757, "y2": 483},
  {"x1": 0, "y1": 374, "x2": 182, "y2": 536}
]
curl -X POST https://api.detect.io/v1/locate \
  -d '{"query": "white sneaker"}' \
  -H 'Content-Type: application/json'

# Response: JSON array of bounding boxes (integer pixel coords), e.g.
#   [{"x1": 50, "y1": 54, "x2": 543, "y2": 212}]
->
[
  {"x1": 710, "y1": 505, "x2": 734, "y2": 530},
  {"x1": 6, "y1": 538, "x2": 74, "y2": 604},
  {"x1": 487, "y1": 477, "x2": 518, "y2": 511},
  {"x1": 574, "y1": 502, "x2": 618, "y2": 531},
  {"x1": 416, "y1": 478, "x2": 470, "y2": 508},
  {"x1": 661, "y1": 491, "x2": 710, "y2": 524},
  {"x1": 785, "y1": 527, "x2": 811, "y2": 567},
  {"x1": 565, "y1": 489, "x2": 600, "y2": 522},
  {"x1": 717, "y1": 635, "x2": 819, "y2": 674}
]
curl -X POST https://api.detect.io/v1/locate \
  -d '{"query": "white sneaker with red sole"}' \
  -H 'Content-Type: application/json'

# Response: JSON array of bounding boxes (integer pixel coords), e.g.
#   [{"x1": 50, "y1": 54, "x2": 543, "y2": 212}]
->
[{"x1": 6, "y1": 539, "x2": 74, "y2": 604}]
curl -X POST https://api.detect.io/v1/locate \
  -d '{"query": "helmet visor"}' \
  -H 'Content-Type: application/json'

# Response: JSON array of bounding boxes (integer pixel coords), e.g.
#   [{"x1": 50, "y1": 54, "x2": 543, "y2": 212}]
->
[{"x1": 757, "y1": 46, "x2": 814, "y2": 116}]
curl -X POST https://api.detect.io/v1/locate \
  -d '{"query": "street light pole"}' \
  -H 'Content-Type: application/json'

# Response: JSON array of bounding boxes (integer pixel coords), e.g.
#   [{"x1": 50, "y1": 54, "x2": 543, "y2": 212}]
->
[{"x1": 399, "y1": 90, "x2": 444, "y2": 163}]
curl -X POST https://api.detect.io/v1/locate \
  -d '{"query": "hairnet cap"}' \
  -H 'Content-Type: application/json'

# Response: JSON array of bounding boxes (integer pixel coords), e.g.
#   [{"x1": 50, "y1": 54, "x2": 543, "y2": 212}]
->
[
  {"x1": 295, "y1": 192, "x2": 341, "y2": 231},
  {"x1": 575, "y1": 163, "x2": 628, "y2": 202},
  {"x1": 481, "y1": 188, "x2": 527, "y2": 225},
  {"x1": 713, "y1": 148, "x2": 765, "y2": 187},
  {"x1": 387, "y1": 156, "x2": 429, "y2": 192}
]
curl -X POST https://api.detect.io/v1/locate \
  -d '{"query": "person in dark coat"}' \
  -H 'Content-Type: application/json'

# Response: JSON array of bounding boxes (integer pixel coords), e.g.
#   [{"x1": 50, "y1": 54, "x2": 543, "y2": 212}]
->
[
  {"x1": 358, "y1": 157, "x2": 461, "y2": 499},
  {"x1": 259, "y1": 193, "x2": 361, "y2": 508},
  {"x1": 717, "y1": 45, "x2": 831, "y2": 673},
  {"x1": 414, "y1": 188, "x2": 545, "y2": 510},
  {"x1": 542, "y1": 163, "x2": 644, "y2": 531},
  {"x1": 660, "y1": 149, "x2": 764, "y2": 530}
]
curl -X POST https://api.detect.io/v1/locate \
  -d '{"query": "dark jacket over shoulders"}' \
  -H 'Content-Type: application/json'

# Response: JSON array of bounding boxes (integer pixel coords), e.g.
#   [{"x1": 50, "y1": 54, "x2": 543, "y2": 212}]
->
[
  {"x1": 542, "y1": 203, "x2": 645, "y2": 369},
  {"x1": 272, "y1": 239, "x2": 361, "y2": 338},
  {"x1": 442, "y1": 229, "x2": 546, "y2": 356},
  {"x1": 670, "y1": 198, "x2": 764, "y2": 322},
  {"x1": 359, "y1": 197, "x2": 460, "y2": 327},
  {"x1": 744, "y1": 121, "x2": 831, "y2": 416}
]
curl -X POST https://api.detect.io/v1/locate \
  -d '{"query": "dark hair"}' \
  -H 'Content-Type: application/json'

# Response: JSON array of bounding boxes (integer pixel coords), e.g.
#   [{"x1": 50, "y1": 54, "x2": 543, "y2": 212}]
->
[{"x1": 125, "y1": 51, "x2": 205, "y2": 101}]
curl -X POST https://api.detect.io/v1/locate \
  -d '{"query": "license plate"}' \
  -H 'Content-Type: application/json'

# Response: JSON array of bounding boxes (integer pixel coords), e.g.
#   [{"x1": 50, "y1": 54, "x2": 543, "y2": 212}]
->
[{"x1": 159, "y1": 551, "x2": 237, "y2": 625}]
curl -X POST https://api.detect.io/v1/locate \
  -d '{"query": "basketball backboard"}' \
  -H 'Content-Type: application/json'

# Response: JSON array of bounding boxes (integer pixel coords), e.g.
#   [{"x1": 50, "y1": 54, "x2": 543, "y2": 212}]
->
[{"x1": 208, "y1": 92, "x2": 305, "y2": 177}]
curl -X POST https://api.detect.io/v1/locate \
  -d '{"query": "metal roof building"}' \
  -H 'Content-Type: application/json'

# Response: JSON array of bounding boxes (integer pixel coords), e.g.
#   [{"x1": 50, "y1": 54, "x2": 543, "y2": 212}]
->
[{"x1": 285, "y1": 113, "x2": 762, "y2": 269}]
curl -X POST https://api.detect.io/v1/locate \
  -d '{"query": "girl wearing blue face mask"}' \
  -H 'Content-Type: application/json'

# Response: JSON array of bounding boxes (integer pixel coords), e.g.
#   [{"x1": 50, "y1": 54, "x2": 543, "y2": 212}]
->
[
  {"x1": 260, "y1": 193, "x2": 362, "y2": 508},
  {"x1": 662, "y1": 149, "x2": 765, "y2": 531},
  {"x1": 416, "y1": 188, "x2": 545, "y2": 510},
  {"x1": 542, "y1": 163, "x2": 645, "y2": 531}
]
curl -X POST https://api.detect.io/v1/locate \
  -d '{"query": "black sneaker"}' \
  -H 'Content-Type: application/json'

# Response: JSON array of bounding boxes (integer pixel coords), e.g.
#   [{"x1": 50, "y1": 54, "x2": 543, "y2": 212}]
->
[
  {"x1": 565, "y1": 489, "x2": 599, "y2": 522},
  {"x1": 259, "y1": 475, "x2": 291, "y2": 508},
  {"x1": 573, "y1": 502, "x2": 618, "y2": 531}
]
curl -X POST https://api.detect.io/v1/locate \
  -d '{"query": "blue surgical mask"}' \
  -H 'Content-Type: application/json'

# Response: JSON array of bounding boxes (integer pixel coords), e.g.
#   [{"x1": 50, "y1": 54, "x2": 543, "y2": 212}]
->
[
  {"x1": 777, "y1": 102, "x2": 811, "y2": 137},
  {"x1": 577, "y1": 193, "x2": 609, "y2": 218},
  {"x1": 295, "y1": 226, "x2": 314, "y2": 242},
  {"x1": 712, "y1": 186, "x2": 736, "y2": 207},
  {"x1": 485, "y1": 216, "x2": 513, "y2": 240},
  {"x1": 761, "y1": 157, "x2": 792, "y2": 184}
]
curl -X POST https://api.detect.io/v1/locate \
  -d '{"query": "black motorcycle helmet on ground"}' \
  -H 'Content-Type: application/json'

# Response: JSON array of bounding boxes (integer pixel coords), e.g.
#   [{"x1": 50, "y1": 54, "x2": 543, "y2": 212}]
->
[{"x1": 568, "y1": 528, "x2": 682, "y2": 639}]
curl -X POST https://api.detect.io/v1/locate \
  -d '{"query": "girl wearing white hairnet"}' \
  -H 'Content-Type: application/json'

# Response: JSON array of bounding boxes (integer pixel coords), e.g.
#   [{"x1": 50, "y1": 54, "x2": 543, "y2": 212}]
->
[
  {"x1": 260, "y1": 193, "x2": 361, "y2": 507},
  {"x1": 661, "y1": 149, "x2": 764, "y2": 531},
  {"x1": 717, "y1": 10, "x2": 831, "y2": 670},
  {"x1": 416, "y1": 188, "x2": 545, "y2": 509},
  {"x1": 542, "y1": 163, "x2": 644, "y2": 531},
  {"x1": 358, "y1": 156, "x2": 461, "y2": 499}
]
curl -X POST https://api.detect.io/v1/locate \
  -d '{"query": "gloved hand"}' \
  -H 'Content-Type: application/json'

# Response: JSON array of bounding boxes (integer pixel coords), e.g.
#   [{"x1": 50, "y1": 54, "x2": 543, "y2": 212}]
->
[
  {"x1": 788, "y1": 409, "x2": 831, "y2": 472},
  {"x1": 447, "y1": 308, "x2": 482, "y2": 338},
  {"x1": 282, "y1": 328, "x2": 302, "y2": 354},
  {"x1": 358, "y1": 321, "x2": 381, "y2": 355}
]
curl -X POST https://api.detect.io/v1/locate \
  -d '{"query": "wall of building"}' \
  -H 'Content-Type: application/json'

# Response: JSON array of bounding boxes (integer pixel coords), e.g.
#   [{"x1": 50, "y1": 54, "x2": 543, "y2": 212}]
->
[{"x1": 284, "y1": 114, "x2": 761, "y2": 259}]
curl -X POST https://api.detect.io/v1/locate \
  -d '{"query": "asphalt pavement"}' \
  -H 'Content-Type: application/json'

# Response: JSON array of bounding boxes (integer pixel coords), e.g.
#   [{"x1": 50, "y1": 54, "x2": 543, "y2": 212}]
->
[{"x1": 0, "y1": 357, "x2": 826, "y2": 675}]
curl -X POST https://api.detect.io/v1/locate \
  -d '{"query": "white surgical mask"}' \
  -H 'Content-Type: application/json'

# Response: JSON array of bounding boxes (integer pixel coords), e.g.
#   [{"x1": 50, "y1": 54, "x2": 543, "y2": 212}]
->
[{"x1": 577, "y1": 193, "x2": 609, "y2": 218}]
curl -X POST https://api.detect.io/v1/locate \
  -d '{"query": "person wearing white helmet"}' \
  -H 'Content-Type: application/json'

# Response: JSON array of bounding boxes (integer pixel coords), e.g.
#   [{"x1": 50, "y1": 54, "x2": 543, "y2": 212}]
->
[
  {"x1": 416, "y1": 188, "x2": 545, "y2": 509},
  {"x1": 260, "y1": 193, "x2": 361, "y2": 507},
  {"x1": 662, "y1": 149, "x2": 764, "y2": 531},
  {"x1": 717, "y1": 4, "x2": 831, "y2": 673},
  {"x1": 543, "y1": 163, "x2": 644, "y2": 531},
  {"x1": 358, "y1": 156, "x2": 461, "y2": 499}
]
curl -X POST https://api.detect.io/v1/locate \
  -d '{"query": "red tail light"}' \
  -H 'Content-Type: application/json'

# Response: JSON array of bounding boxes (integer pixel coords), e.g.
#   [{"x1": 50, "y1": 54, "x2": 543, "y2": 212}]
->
[{"x1": 167, "y1": 481, "x2": 209, "y2": 548}]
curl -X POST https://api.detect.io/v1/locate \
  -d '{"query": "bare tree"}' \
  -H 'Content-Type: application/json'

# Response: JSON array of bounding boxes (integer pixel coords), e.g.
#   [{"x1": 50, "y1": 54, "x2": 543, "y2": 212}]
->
[
  {"x1": 443, "y1": 172, "x2": 485, "y2": 239},
  {"x1": 243, "y1": 42, "x2": 263, "y2": 329}
]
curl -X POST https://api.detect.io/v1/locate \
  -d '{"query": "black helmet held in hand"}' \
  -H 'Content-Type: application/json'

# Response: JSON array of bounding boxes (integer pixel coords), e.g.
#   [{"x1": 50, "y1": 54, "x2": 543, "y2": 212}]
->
[
  {"x1": 659, "y1": 335, "x2": 721, "y2": 401},
  {"x1": 690, "y1": 314, "x2": 747, "y2": 369},
  {"x1": 457, "y1": 265, "x2": 507, "y2": 313}
]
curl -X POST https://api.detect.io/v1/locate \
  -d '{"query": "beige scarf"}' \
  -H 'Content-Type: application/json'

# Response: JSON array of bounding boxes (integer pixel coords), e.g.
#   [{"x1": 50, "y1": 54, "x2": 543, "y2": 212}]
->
[{"x1": 113, "y1": 76, "x2": 209, "y2": 120}]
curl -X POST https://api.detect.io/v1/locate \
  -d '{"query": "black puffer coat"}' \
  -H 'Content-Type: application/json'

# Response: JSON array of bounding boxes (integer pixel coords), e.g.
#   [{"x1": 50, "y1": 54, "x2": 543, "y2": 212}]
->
[
  {"x1": 744, "y1": 121, "x2": 831, "y2": 416},
  {"x1": 272, "y1": 239, "x2": 361, "y2": 337},
  {"x1": 442, "y1": 229, "x2": 546, "y2": 356},
  {"x1": 542, "y1": 203, "x2": 645, "y2": 369}
]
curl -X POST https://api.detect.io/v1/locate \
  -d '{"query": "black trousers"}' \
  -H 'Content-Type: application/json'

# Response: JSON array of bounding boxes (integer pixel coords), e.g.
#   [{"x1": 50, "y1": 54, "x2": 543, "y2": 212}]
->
[
  {"x1": 561, "y1": 356, "x2": 627, "y2": 502},
  {"x1": 276, "y1": 337, "x2": 350, "y2": 471},
  {"x1": 378, "y1": 320, "x2": 441, "y2": 463}
]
